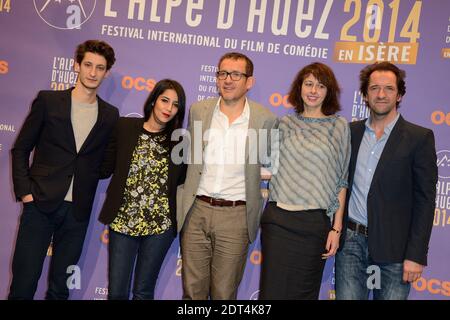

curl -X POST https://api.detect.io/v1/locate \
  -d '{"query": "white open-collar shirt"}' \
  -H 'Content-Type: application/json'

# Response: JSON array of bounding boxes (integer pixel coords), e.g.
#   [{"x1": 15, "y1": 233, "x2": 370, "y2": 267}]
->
[{"x1": 197, "y1": 98, "x2": 250, "y2": 201}]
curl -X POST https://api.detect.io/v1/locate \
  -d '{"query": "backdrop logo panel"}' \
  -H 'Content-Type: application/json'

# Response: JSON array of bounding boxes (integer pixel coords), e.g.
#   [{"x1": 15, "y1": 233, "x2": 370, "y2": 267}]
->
[
  {"x1": 50, "y1": 56, "x2": 77, "y2": 90},
  {"x1": 249, "y1": 290, "x2": 259, "y2": 300},
  {"x1": 1, "y1": 0, "x2": 449, "y2": 300},
  {"x1": 125, "y1": 113, "x2": 144, "y2": 118},
  {"x1": 437, "y1": 150, "x2": 450, "y2": 179},
  {"x1": 351, "y1": 91, "x2": 370, "y2": 121},
  {"x1": 0, "y1": 124, "x2": 15, "y2": 133},
  {"x1": 333, "y1": 0, "x2": 422, "y2": 64},
  {"x1": 435, "y1": 150, "x2": 450, "y2": 229},
  {"x1": 431, "y1": 111, "x2": 450, "y2": 127},
  {"x1": 412, "y1": 277, "x2": 450, "y2": 298},
  {"x1": 268, "y1": 93, "x2": 293, "y2": 110},
  {"x1": 33, "y1": 0, "x2": 96, "y2": 30},
  {"x1": 93, "y1": 287, "x2": 108, "y2": 300},
  {"x1": 0, "y1": 60, "x2": 8, "y2": 75},
  {"x1": 121, "y1": 75, "x2": 157, "y2": 93}
]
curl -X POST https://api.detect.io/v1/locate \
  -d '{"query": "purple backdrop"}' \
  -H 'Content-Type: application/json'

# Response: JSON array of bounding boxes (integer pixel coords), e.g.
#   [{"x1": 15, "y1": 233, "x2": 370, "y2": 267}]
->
[{"x1": 0, "y1": 0, "x2": 449, "y2": 300}]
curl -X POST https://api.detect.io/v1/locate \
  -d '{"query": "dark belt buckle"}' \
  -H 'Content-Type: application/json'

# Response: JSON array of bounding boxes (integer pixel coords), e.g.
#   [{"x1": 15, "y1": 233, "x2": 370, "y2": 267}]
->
[
  {"x1": 211, "y1": 197, "x2": 225, "y2": 207},
  {"x1": 349, "y1": 220, "x2": 368, "y2": 236},
  {"x1": 356, "y1": 223, "x2": 368, "y2": 236}
]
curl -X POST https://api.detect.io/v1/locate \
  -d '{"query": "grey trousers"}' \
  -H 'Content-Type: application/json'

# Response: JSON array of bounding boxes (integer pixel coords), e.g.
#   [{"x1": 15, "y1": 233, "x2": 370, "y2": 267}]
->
[{"x1": 180, "y1": 198, "x2": 249, "y2": 300}]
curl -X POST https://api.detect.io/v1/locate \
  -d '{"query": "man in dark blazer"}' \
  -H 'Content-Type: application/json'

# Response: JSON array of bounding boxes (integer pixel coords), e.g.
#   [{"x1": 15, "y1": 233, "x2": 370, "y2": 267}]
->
[
  {"x1": 335, "y1": 61, "x2": 438, "y2": 300},
  {"x1": 9, "y1": 40, "x2": 119, "y2": 299}
]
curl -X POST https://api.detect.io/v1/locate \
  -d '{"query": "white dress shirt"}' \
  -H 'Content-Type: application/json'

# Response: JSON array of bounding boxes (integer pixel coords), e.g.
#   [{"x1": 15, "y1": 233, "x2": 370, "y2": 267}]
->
[{"x1": 197, "y1": 98, "x2": 250, "y2": 201}]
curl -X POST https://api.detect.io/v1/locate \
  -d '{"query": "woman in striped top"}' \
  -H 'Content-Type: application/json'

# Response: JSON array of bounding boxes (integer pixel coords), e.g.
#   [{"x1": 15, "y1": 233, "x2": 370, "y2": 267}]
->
[{"x1": 259, "y1": 62, "x2": 350, "y2": 300}]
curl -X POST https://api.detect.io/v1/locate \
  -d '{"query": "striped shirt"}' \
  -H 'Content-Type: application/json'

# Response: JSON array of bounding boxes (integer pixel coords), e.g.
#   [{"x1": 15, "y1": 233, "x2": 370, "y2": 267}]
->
[{"x1": 269, "y1": 113, "x2": 351, "y2": 218}]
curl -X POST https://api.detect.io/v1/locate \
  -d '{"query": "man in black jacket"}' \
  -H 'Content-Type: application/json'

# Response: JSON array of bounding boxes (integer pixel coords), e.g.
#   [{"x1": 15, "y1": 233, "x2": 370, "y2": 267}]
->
[
  {"x1": 335, "y1": 61, "x2": 438, "y2": 300},
  {"x1": 9, "y1": 40, "x2": 119, "y2": 300}
]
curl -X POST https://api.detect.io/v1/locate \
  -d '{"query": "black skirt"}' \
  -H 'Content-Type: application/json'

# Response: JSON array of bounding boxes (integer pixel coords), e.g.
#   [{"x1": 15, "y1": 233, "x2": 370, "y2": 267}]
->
[{"x1": 259, "y1": 202, "x2": 331, "y2": 300}]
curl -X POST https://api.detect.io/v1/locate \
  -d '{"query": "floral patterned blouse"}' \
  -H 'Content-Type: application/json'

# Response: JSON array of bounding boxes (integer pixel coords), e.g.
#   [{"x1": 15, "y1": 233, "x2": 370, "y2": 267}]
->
[{"x1": 110, "y1": 128, "x2": 171, "y2": 236}]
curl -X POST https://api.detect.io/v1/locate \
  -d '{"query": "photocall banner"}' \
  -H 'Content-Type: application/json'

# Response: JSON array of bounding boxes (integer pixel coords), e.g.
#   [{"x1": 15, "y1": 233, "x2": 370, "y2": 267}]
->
[{"x1": 0, "y1": 0, "x2": 449, "y2": 300}]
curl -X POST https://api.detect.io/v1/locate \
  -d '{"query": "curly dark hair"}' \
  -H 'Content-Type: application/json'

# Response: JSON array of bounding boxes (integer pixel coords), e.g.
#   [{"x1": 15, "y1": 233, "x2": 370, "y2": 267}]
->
[
  {"x1": 75, "y1": 40, "x2": 116, "y2": 70},
  {"x1": 288, "y1": 62, "x2": 341, "y2": 115}
]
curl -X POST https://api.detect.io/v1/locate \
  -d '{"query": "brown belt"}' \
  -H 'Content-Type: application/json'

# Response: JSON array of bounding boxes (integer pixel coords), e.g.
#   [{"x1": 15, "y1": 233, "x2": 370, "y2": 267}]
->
[
  {"x1": 347, "y1": 219, "x2": 368, "y2": 236},
  {"x1": 196, "y1": 195, "x2": 246, "y2": 207}
]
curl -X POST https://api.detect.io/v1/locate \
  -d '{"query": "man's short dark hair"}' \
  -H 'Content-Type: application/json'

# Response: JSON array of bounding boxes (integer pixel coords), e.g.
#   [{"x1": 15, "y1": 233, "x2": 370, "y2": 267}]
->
[
  {"x1": 75, "y1": 40, "x2": 116, "y2": 70},
  {"x1": 218, "y1": 52, "x2": 254, "y2": 76},
  {"x1": 359, "y1": 61, "x2": 406, "y2": 107}
]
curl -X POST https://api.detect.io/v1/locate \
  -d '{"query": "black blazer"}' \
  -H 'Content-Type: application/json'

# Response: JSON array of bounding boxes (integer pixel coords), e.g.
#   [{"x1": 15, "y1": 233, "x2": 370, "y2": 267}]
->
[
  {"x1": 11, "y1": 88, "x2": 119, "y2": 221},
  {"x1": 339, "y1": 115, "x2": 437, "y2": 265},
  {"x1": 98, "y1": 117, "x2": 187, "y2": 236}
]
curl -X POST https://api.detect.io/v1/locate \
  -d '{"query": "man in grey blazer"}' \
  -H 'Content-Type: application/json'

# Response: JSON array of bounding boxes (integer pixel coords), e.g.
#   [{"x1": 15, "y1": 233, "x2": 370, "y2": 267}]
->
[{"x1": 177, "y1": 52, "x2": 276, "y2": 299}]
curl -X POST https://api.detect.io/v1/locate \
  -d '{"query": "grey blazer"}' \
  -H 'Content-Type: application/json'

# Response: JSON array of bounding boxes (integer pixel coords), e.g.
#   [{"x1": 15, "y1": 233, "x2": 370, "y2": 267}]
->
[{"x1": 177, "y1": 97, "x2": 276, "y2": 242}]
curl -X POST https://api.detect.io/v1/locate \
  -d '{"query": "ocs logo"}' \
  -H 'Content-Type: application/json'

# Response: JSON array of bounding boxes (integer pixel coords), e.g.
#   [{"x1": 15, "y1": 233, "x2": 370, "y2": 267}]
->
[
  {"x1": 0, "y1": 60, "x2": 8, "y2": 74},
  {"x1": 100, "y1": 228, "x2": 109, "y2": 244},
  {"x1": 33, "y1": 0, "x2": 96, "y2": 30},
  {"x1": 437, "y1": 150, "x2": 450, "y2": 179}
]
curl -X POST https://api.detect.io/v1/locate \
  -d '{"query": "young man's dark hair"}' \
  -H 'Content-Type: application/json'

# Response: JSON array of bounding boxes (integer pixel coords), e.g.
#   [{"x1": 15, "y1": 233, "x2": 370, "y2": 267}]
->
[{"x1": 75, "y1": 40, "x2": 116, "y2": 71}]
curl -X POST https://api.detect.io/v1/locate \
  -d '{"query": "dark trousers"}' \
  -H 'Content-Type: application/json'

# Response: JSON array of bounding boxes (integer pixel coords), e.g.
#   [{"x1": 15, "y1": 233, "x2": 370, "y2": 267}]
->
[
  {"x1": 108, "y1": 228, "x2": 174, "y2": 300},
  {"x1": 259, "y1": 202, "x2": 330, "y2": 300},
  {"x1": 8, "y1": 201, "x2": 89, "y2": 300}
]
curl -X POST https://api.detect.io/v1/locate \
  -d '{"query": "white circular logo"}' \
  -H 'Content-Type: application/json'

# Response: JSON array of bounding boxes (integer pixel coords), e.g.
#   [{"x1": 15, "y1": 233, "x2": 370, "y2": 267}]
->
[
  {"x1": 249, "y1": 289, "x2": 259, "y2": 300},
  {"x1": 125, "y1": 113, "x2": 143, "y2": 118},
  {"x1": 437, "y1": 150, "x2": 450, "y2": 179},
  {"x1": 33, "y1": 0, "x2": 96, "y2": 30}
]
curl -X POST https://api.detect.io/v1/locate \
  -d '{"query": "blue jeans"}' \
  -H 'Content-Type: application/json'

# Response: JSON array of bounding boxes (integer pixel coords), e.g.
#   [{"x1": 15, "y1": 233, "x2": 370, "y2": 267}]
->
[
  {"x1": 108, "y1": 228, "x2": 174, "y2": 300},
  {"x1": 335, "y1": 229, "x2": 411, "y2": 300},
  {"x1": 9, "y1": 202, "x2": 89, "y2": 300}
]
